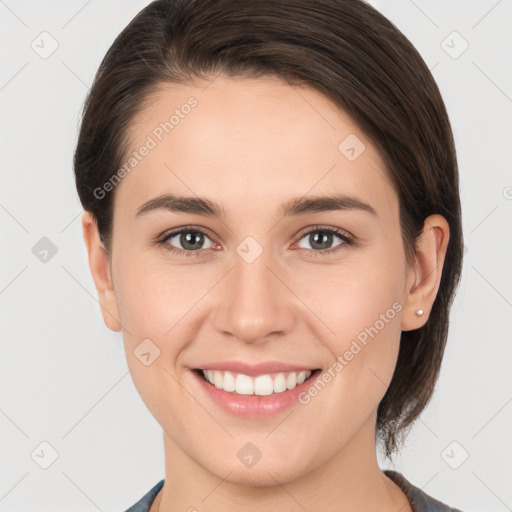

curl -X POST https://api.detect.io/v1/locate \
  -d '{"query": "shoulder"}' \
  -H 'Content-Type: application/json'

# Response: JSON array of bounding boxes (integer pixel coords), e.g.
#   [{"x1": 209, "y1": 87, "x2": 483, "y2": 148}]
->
[
  {"x1": 384, "y1": 470, "x2": 464, "y2": 512},
  {"x1": 123, "y1": 479, "x2": 164, "y2": 512}
]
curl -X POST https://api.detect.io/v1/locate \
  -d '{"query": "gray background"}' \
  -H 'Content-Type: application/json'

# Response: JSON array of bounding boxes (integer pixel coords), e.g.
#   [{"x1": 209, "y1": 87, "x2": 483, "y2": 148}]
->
[{"x1": 1, "y1": 0, "x2": 511, "y2": 510}]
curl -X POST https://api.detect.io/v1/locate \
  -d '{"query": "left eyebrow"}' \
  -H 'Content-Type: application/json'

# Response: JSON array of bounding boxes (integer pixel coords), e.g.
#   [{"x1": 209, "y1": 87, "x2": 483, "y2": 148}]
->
[
  {"x1": 135, "y1": 193, "x2": 377, "y2": 219},
  {"x1": 281, "y1": 194, "x2": 377, "y2": 217}
]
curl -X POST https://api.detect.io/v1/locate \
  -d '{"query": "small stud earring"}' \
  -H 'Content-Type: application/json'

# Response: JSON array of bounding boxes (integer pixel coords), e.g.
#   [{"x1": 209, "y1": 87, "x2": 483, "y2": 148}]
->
[{"x1": 415, "y1": 309, "x2": 424, "y2": 316}]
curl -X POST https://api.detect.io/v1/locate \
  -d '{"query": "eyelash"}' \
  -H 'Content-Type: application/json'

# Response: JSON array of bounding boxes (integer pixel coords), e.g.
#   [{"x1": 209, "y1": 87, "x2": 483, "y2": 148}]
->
[{"x1": 154, "y1": 225, "x2": 355, "y2": 259}]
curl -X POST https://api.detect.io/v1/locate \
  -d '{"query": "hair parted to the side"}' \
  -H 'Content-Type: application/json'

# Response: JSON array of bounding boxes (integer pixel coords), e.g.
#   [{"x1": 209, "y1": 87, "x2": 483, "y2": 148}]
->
[{"x1": 73, "y1": 0, "x2": 464, "y2": 458}]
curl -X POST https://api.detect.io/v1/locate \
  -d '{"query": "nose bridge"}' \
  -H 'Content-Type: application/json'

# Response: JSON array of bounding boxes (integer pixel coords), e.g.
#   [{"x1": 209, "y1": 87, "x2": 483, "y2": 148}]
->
[{"x1": 215, "y1": 240, "x2": 295, "y2": 342}]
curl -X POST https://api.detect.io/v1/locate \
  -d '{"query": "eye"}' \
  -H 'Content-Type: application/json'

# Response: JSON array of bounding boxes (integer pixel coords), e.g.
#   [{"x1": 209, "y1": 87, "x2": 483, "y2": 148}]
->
[
  {"x1": 157, "y1": 227, "x2": 217, "y2": 258},
  {"x1": 294, "y1": 226, "x2": 355, "y2": 256},
  {"x1": 155, "y1": 225, "x2": 355, "y2": 258}
]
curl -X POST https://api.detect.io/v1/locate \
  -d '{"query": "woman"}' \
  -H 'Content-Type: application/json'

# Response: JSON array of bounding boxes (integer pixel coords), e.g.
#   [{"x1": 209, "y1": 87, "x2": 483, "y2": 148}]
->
[{"x1": 74, "y1": 0, "x2": 464, "y2": 510}]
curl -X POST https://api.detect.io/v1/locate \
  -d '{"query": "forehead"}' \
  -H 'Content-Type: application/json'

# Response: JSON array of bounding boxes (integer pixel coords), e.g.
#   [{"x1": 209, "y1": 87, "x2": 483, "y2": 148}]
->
[{"x1": 115, "y1": 74, "x2": 398, "y2": 222}]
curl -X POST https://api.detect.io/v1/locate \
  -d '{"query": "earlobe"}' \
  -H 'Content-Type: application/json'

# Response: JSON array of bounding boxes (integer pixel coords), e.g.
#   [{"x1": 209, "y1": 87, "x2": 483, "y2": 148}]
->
[
  {"x1": 401, "y1": 214, "x2": 450, "y2": 332},
  {"x1": 81, "y1": 211, "x2": 122, "y2": 332}
]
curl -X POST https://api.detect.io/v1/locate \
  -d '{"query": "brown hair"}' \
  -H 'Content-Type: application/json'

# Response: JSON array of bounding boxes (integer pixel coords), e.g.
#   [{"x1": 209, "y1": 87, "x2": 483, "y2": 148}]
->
[{"x1": 73, "y1": 0, "x2": 464, "y2": 458}]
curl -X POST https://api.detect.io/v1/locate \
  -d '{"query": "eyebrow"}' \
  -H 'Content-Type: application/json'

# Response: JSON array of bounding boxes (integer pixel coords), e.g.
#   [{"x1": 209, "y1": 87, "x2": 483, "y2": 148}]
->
[{"x1": 135, "y1": 193, "x2": 377, "y2": 218}]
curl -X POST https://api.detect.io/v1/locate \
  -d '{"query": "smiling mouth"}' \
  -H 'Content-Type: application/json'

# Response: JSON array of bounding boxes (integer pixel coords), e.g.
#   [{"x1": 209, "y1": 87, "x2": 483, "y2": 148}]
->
[{"x1": 193, "y1": 368, "x2": 321, "y2": 396}]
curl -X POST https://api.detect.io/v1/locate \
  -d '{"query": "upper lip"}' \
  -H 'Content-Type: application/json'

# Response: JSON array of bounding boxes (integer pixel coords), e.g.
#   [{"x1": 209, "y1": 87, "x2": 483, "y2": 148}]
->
[{"x1": 193, "y1": 361, "x2": 319, "y2": 377}]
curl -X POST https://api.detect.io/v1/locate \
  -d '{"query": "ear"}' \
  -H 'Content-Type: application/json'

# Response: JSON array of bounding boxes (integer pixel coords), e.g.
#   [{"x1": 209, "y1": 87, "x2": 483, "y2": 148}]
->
[
  {"x1": 81, "y1": 211, "x2": 122, "y2": 332},
  {"x1": 401, "y1": 214, "x2": 450, "y2": 331}
]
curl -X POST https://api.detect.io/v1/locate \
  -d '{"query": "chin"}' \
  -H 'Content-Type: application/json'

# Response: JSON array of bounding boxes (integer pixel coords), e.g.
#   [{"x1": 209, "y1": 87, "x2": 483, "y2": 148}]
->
[
  {"x1": 224, "y1": 465, "x2": 306, "y2": 488},
  {"x1": 199, "y1": 450, "x2": 315, "y2": 488}
]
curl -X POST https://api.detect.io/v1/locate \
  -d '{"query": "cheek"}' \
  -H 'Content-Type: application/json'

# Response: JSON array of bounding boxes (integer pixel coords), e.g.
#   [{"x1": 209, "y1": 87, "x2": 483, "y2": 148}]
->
[
  {"x1": 310, "y1": 248, "x2": 406, "y2": 398},
  {"x1": 112, "y1": 255, "x2": 212, "y2": 411},
  {"x1": 112, "y1": 257, "x2": 198, "y2": 427},
  {"x1": 113, "y1": 252, "x2": 208, "y2": 339},
  {"x1": 307, "y1": 246, "x2": 405, "y2": 334}
]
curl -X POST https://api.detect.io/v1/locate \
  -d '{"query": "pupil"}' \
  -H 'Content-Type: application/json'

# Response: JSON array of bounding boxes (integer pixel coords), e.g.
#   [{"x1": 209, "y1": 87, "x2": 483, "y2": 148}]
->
[
  {"x1": 182, "y1": 232, "x2": 203, "y2": 250},
  {"x1": 311, "y1": 232, "x2": 332, "y2": 250}
]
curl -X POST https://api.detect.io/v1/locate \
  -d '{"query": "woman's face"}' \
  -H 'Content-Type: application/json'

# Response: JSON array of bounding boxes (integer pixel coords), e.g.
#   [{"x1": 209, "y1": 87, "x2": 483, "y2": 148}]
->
[{"x1": 91, "y1": 75, "x2": 421, "y2": 484}]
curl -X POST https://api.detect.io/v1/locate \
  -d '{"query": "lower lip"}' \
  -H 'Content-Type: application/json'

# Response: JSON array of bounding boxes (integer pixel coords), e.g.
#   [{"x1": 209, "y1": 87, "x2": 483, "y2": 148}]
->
[{"x1": 191, "y1": 369, "x2": 321, "y2": 418}]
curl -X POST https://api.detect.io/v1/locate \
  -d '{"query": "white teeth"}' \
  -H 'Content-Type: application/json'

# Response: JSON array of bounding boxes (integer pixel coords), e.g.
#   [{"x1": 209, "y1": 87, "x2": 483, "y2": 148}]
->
[
  {"x1": 213, "y1": 370, "x2": 223, "y2": 389},
  {"x1": 254, "y1": 375, "x2": 274, "y2": 396},
  {"x1": 201, "y1": 369, "x2": 313, "y2": 396},
  {"x1": 223, "y1": 371, "x2": 236, "y2": 392},
  {"x1": 236, "y1": 374, "x2": 254, "y2": 395},
  {"x1": 273, "y1": 373, "x2": 287, "y2": 393},
  {"x1": 286, "y1": 372, "x2": 297, "y2": 389}
]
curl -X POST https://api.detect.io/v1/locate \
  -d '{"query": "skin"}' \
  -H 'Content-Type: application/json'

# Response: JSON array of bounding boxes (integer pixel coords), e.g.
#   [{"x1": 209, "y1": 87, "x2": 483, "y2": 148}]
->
[{"x1": 82, "y1": 74, "x2": 449, "y2": 512}]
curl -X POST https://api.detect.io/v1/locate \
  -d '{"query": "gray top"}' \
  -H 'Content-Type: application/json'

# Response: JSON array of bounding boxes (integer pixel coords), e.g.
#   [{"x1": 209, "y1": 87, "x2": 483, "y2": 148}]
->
[
  {"x1": 123, "y1": 470, "x2": 463, "y2": 511},
  {"x1": 384, "y1": 470, "x2": 463, "y2": 511}
]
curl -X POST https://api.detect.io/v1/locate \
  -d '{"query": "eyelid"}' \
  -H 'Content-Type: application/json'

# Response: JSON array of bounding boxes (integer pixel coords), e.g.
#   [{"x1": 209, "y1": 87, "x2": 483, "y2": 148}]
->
[
  {"x1": 293, "y1": 224, "x2": 355, "y2": 243},
  {"x1": 154, "y1": 225, "x2": 218, "y2": 245}
]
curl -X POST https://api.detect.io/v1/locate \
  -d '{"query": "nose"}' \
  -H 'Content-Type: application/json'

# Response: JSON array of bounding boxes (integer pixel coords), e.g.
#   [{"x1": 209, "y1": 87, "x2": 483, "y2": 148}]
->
[{"x1": 213, "y1": 247, "x2": 296, "y2": 344}]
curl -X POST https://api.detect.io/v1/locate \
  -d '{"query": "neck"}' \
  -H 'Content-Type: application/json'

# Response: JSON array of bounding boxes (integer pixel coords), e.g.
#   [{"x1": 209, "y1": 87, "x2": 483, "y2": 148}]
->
[{"x1": 154, "y1": 415, "x2": 411, "y2": 512}]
